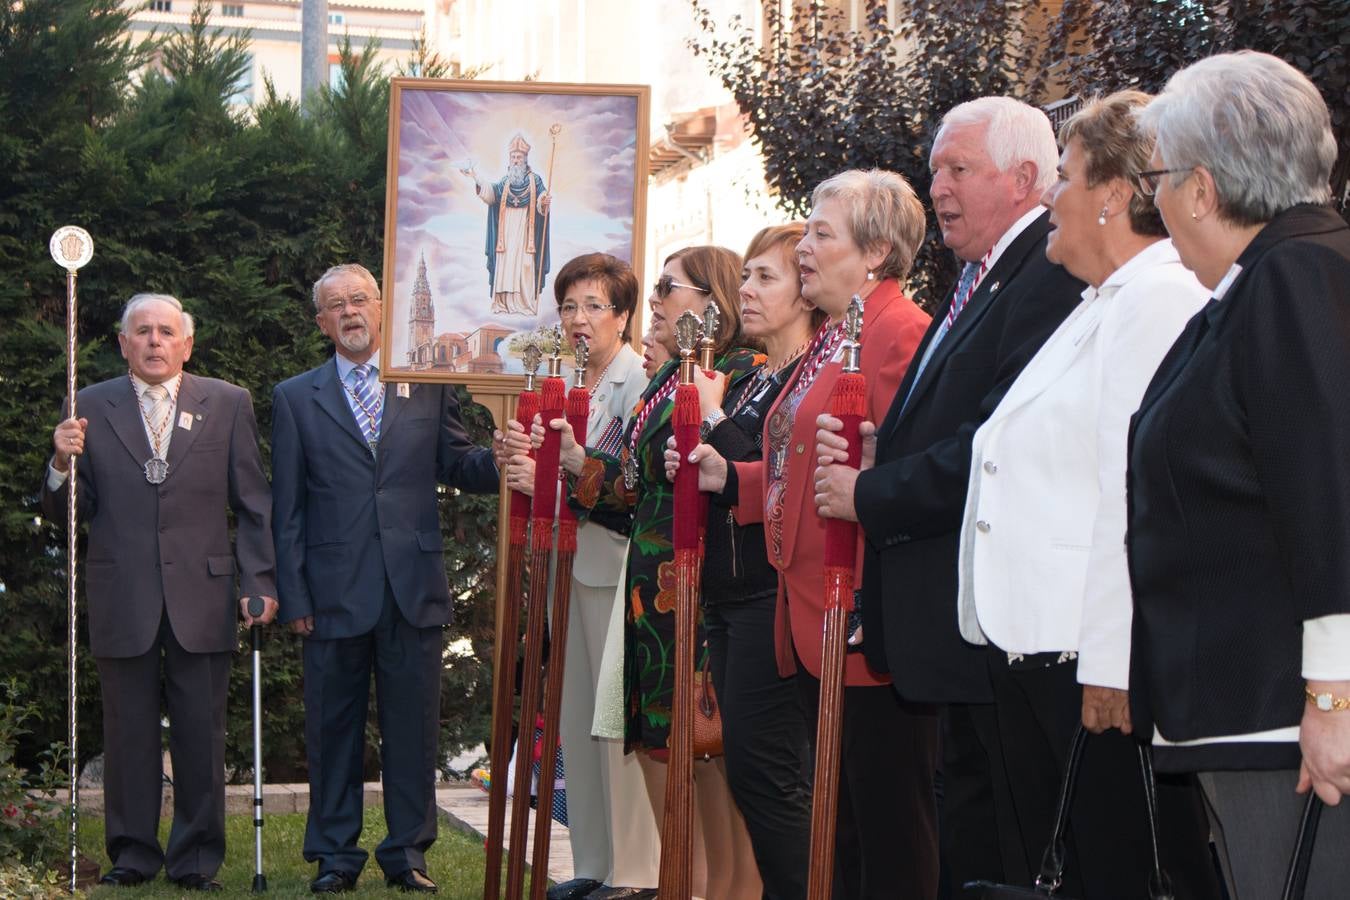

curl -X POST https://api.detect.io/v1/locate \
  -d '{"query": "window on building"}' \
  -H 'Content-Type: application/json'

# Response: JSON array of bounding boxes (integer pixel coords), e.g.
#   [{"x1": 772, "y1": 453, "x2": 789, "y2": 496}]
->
[
  {"x1": 222, "y1": 3, "x2": 243, "y2": 16},
  {"x1": 148, "y1": 0, "x2": 172, "y2": 11},
  {"x1": 329, "y1": 61, "x2": 345, "y2": 91},
  {"x1": 230, "y1": 52, "x2": 253, "y2": 105},
  {"x1": 328, "y1": 12, "x2": 344, "y2": 24}
]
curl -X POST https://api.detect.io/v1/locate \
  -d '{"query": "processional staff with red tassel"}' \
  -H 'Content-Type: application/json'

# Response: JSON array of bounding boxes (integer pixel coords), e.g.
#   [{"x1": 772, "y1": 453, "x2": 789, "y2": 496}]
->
[
  {"x1": 806, "y1": 296, "x2": 866, "y2": 900},
  {"x1": 657, "y1": 310, "x2": 708, "y2": 900},
  {"x1": 484, "y1": 341, "x2": 544, "y2": 900},
  {"x1": 528, "y1": 335, "x2": 592, "y2": 899},
  {"x1": 505, "y1": 328, "x2": 566, "y2": 900}
]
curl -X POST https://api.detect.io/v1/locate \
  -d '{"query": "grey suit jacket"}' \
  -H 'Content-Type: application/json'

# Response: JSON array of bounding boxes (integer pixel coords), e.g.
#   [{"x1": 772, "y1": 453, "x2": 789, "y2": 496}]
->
[{"x1": 41, "y1": 373, "x2": 276, "y2": 658}]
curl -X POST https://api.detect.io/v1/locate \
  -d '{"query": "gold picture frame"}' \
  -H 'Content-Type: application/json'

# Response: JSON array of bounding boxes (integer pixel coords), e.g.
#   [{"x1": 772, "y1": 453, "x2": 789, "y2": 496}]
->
[{"x1": 379, "y1": 77, "x2": 652, "y2": 393}]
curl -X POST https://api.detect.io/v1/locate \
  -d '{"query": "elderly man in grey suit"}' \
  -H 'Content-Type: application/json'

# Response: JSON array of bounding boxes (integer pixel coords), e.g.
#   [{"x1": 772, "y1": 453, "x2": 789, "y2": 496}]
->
[
  {"x1": 43, "y1": 292, "x2": 277, "y2": 891},
  {"x1": 272, "y1": 263, "x2": 498, "y2": 894}
]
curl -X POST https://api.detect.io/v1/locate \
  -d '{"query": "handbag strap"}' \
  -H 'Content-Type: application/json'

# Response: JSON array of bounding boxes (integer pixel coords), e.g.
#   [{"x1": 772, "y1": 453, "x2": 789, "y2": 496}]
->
[
  {"x1": 1280, "y1": 793, "x2": 1323, "y2": 900},
  {"x1": 1034, "y1": 725, "x2": 1173, "y2": 899}
]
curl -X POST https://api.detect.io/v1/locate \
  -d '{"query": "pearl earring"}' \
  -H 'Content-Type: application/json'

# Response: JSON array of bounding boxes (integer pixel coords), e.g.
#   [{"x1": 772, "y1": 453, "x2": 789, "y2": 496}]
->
[
  {"x1": 866, "y1": 270, "x2": 875, "y2": 281},
  {"x1": 1097, "y1": 206, "x2": 1108, "y2": 226}
]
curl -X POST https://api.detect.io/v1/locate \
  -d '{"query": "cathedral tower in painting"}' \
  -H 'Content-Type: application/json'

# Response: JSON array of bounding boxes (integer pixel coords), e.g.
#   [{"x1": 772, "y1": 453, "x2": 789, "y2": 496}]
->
[{"x1": 407, "y1": 251, "x2": 435, "y2": 367}]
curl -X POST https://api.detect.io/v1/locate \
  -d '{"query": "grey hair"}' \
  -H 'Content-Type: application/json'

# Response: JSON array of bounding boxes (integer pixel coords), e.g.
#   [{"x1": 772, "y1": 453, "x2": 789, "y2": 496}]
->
[
  {"x1": 120, "y1": 293, "x2": 194, "y2": 337},
  {"x1": 937, "y1": 96, "x2": 1059, "y2": 194},
  {"x1": 312, "y1": 263, "x2": 381, "y2": 311},
  {"x1": 1139, "y1": 50, "x2": 1335, "y2": 226},
  {"x1": 811, "y1": 169, "x2": 927, "y2": 281}
]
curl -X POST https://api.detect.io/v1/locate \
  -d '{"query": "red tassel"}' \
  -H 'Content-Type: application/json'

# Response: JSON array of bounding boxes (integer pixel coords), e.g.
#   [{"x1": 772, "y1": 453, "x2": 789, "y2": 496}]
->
[
  {"x1": 530, "y1": 376, "x2": 566, "y2": 537},
  {"x1": 672, "y1": 383, "x2": 702, "y2": 553},
  {"x1": 509, "y1": 389, "x2": 541, "y2": 529}
]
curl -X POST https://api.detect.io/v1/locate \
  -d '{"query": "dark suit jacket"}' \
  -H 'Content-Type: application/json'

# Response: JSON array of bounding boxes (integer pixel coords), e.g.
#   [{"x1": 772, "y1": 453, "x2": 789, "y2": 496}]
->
[
  {"x1": 40, "y1": 373, "x2": 276, "y2": 658},
  {"x1": 855, "y1": 212, "x2": 1085, "y2": 703},
  {"x1": 270, "y1": 358, "x2": 498, "y2": 640},
  {"x1": 1126, "y1": 204, "x2": 1350, "y2": 769}
]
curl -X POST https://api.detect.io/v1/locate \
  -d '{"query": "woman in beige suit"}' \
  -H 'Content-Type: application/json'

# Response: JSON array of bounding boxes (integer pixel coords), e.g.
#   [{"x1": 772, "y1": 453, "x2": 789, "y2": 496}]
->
[{"x1": 504, "y1": 253, "x2": 661, "y2": 900}]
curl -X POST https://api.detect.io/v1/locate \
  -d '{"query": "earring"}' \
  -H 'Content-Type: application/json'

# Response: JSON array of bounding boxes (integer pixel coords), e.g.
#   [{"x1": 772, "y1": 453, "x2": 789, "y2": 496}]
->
[
  {"x1": 866, "y1": 270, "x2": 875, "y2": 281},
  {"x1": 1097, "y1": 206, "x2": 1108, "y2": 226},
  {"x1": 1191, "y1": 211, "x2": 1198, "y2": 220}
]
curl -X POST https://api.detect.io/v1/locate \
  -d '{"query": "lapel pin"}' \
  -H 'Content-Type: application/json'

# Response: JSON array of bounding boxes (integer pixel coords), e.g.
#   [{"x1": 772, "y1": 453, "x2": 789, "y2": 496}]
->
[
  {"x1": 397, "y1": 382, "x2": 410, "y2": 399},
  {"x1": 988, "y1": 281, "x2": 1000, "y2": 293},
  {"x1": 178, "y1": 411, "x2": 194, "y2": 430}
]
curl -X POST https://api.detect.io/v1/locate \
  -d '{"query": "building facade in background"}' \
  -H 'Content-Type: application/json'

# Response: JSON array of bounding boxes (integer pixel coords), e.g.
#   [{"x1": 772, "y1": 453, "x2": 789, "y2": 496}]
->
[{"x1": 125, "y1": 0, "x2": 428, "y2": 103}]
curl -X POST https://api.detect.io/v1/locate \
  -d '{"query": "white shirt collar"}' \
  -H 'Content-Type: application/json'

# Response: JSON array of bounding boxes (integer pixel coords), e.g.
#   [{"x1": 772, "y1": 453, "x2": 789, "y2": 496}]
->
[
  {"x1": 130, "y1": 371, "x2": 182, "y2": 401},
  {"x1": 1211, "y1": 262, "x2": 1244, "y2": 300},
  {"x1": 335, "y1": 350, "x2": 380, "y2": 381},
  {"x1": 980, "y1": 206, "x2": 1046, "y2": 275}
]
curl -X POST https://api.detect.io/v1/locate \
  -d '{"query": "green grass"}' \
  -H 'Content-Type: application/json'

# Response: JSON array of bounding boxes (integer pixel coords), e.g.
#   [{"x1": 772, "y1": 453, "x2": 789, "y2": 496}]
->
[{"x1": 78, "y1": 806, "x2": 543, "y2": 898}]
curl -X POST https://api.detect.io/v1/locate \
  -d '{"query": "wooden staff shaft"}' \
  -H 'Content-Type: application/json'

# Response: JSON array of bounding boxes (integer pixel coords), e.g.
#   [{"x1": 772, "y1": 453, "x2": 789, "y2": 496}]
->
[
  {"x1": 658, "y1": 380, "x2": 703, "y2": 900},
  {"x1": 504, "y1": 376, "x2": 565, "y2": 900},
  {"x1": 484, "y1": 388, "x2": 539, "y2": 899},
  {"x1": 806, "y1": 369, "x2": 865, "y2": 900},
  {"x1": 527, "y1": 381, "x2": 588, "y2": 899}
]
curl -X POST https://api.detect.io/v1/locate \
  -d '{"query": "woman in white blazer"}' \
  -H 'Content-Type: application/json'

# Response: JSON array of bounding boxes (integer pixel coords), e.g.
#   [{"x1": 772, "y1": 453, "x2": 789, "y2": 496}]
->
[
  {"x1": 505, "y1": 254, "x2": 660, "y2": 900},
  {"x1": 956, "y1": 93, "x2": 1220, "y2": 899}
]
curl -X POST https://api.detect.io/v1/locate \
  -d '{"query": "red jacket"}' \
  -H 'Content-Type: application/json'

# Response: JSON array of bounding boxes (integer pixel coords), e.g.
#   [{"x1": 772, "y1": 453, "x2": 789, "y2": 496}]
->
[{"x1": 733, "y1": 279, "x2": 929, "y2": 684}]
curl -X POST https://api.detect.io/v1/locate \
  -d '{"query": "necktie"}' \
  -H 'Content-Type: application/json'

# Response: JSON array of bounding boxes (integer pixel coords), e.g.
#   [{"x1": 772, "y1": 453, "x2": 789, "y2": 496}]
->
[
  {"x1": 945, "y1": 261, "x2": 980, "y2": 328},
  {"x1": 348, "y1": 364, "x2": 382, "y2": 447},
  {"x1": 144, "y1": 383, "x2": 171, "y2": 456}
]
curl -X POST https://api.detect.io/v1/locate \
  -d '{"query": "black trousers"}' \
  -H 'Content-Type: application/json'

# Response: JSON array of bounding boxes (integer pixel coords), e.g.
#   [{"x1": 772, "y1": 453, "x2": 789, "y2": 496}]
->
[
  {"x1": 987, "y1": 649, "x2": 1222, "y2": 900},
  {"x1": 96, "y1": 611, "x2": 231, "y2": 880},
  {"x1": 797, "y1": 658, "x2": 941, "y2": 900},
  {"x1": 937, "y1": 699, "x2": 1028, "y2": 897},
  {"x1": 302, "y1": 589, "x2": 442, "y2": 878},
  {"x1": 704, "y1": 595, "x2": 812, "y2": 900}
]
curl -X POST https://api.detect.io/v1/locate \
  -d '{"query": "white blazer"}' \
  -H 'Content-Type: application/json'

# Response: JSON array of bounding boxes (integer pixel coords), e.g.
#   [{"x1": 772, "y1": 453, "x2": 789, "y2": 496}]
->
[
  {"x1": 573, "y1": 343, "x2": 647, "y2": 587},
  {"x1": 957, "y1": 240, "x2": 1210, "y2": 689}
]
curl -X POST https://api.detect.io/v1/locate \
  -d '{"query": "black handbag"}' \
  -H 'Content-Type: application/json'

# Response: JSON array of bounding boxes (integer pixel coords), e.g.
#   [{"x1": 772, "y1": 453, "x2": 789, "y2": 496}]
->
[
  {"x1": 964, "y1": 725, "x2": 1174, "y2": 899},
  {"x1": 1280, "y1": 793, "x2": 1323, "y2": 900}
]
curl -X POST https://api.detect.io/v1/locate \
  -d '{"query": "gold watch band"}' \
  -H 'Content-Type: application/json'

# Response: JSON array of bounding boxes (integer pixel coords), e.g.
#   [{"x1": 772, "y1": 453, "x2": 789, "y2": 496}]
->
[{"x1": 1305, "y1": 687, "x2": 1350, "y2": 712}]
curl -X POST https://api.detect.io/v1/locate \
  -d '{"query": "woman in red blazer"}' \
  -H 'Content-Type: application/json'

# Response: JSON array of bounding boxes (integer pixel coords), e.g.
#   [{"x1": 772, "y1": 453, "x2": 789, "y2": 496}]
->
[{"x1": 672, "y1": 169, "x2": 939, "y2": 899}]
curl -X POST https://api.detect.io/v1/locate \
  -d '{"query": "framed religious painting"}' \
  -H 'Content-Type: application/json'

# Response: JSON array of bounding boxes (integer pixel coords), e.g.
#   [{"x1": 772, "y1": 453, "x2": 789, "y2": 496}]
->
[{"x1": 380, "y1": 78, "x2": 651, "y2": 389}]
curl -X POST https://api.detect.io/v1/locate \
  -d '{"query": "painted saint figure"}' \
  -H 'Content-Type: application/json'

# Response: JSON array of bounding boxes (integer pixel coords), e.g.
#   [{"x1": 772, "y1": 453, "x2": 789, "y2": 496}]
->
[{"x1": 462, "y1": 133, "x2": 553, "y2": 315}]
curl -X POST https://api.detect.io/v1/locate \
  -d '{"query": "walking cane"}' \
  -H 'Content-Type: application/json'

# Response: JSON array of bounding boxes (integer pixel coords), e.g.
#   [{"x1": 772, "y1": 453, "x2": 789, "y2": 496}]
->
[
  {"x1": 485, "y1": 343, "x2": 544, "y2": 900},
  {"x1": 244, "y1": 596, "x2": 268, "y2": 892},
  {"x1": 805, "y1": 297, "x2": 865, "y2": 900},
  {"x1": 505, "y1": 328, "x2": 565, "y2": 900},
  {"x1": 656, "y1": 311, "x2": 705, "y2": 900},
  {"x1": 49, "y1": 226, "x2": 93, "y2": 893},
  {"x1": 528, "y1": 336, "x2": 591, "y2": 899}
]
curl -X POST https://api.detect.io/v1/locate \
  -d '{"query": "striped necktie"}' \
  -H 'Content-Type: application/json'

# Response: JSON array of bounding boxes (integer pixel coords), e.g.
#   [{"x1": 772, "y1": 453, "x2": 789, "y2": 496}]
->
[{"x1": 347, "y1": 364, "x2": 382, "y2": 446}]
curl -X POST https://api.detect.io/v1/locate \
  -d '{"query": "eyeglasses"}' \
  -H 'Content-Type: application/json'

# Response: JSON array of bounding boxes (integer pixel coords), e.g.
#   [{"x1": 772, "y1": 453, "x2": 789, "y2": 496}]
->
[
  {"x1": 654, "y1": 274, "x2": 710, "y2": 299},
  {"x1": 1135, "y1": 167, "x2": 1191, "y2": 197},
  {"x1": 559, "y1": 301, "x2": 617, "y2": 319},
  {"x1": 323, "y1": 294, "x2": 373, "y2": 313}
]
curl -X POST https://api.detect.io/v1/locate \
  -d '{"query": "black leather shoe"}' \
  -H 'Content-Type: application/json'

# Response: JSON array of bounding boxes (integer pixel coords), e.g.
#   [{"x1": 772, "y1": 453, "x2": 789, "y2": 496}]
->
[
  {"x1": 549, "y1": 877, "x2": 603, "y2": 900},
  {"x1": 587, "y1": 888, "x2": 658, "y2": 900},
  {"x1": 98, "y1": 867, "x2": 149, "y2": 887},
  {"x1": 311, "y1": 869, "x2": 358, "y2": 893},
  {"x1": 171, "y1": 873, "x2": 222, "y2": 891},
  {"x1": 386, "y1": 868, "x2": 438, "y2": 893}
]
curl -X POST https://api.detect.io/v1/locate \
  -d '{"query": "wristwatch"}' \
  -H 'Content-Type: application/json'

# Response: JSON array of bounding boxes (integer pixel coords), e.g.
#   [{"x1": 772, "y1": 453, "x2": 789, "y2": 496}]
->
[
  {"x1": 1305, "y1": 687, "x2": 1350, "y2": 712},
  {"x1": 700, "y1": 408, "x2": 727, "y2": 442}
]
